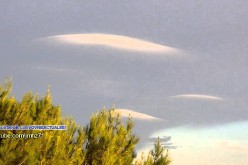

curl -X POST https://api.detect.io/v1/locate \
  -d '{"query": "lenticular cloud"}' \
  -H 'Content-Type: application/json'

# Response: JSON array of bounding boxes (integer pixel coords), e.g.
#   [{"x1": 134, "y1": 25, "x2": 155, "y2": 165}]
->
[
  {"x1": 44, "y1": 33, "x2": 179, "y2": 54},
  {"x1": 115, "y1": 109, "x2": 161, "y2": 121},
  {"x1": 171, "y1": 94, "x2": 224, "y2": 101}
]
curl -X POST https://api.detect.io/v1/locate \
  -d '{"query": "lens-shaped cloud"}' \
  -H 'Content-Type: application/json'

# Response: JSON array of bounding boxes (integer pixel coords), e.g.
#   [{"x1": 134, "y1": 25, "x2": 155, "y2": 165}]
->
[
  {"x1": 115, "y1": 109, "x2": 161, "y2": 121},
  {"x1": 170, "y1": 94, "x2": 224, "y2": 101},
  {"x1": 43, "y1": 33, "x2": 179, "y2": 54}
]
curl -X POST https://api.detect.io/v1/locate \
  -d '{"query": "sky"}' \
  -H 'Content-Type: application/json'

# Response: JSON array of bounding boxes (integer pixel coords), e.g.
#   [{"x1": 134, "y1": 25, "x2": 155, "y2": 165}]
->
[{"x1": 1, "y1": 1, "x2": 248, "y2": 164}]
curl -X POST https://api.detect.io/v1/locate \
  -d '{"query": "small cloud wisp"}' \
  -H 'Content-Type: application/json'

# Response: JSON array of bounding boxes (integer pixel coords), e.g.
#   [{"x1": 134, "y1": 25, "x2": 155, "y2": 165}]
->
[
  {"x1": 115, "y1": 109, "x2": 161, "y2": 121},
  {"x1": 170, "y1": 94, "x2": 224, "y2": 101}
]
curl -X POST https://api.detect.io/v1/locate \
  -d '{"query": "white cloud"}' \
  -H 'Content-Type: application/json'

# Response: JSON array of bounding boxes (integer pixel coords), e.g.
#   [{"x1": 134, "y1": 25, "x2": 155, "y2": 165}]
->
[
  {"x1": 43, "y1": 33, "x2": 179, "y2": 54},
  {"x1": 170, "y1": 94, "x2": 224, "y2": 101},
  {"x1": 115, "y1": 109, "x2": 161, "y2": 121}
]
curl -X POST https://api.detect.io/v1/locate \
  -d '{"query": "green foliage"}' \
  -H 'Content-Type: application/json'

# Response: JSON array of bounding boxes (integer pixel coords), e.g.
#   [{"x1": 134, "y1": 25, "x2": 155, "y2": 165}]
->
[
  {"x1": 0, "y1": 80, "x2": 171, "y2": 165},
  {"x1": 84, "y1": 109, "x2": 139, "y2": 165},
  {"x1": 135, "y1": 138, "x2": 171, "y2": 165},
  {"x1": 0, "y1": 80, "x2": 86, "y2": 165}
]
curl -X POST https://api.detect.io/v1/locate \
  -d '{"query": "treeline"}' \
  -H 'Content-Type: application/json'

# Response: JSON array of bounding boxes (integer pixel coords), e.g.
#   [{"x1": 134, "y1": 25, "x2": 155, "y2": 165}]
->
[{"x1": 0, "y1": 80, "x2": 170, "y2": 165}]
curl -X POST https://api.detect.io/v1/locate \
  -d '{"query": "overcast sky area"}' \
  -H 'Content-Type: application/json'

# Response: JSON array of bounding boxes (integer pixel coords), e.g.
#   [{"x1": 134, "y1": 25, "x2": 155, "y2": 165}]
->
[{"x1": 1, "y1": 1, "x2": 248, "y2": 164}]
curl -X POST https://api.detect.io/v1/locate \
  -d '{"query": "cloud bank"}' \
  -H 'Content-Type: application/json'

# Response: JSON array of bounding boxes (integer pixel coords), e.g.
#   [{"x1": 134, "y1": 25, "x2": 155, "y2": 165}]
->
[
  {"x1": 115, "y1": 109, "x2": 161, "y2": 121},
  {"x1": 170, "y1": 94, "x2": 224, "y2": 101},
  {"x1": 43, "y1": 33, "x2": 179, "y2": 54}
]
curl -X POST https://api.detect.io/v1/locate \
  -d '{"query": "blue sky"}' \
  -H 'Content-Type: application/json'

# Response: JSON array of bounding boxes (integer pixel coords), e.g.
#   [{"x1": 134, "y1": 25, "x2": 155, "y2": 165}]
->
[
  {"x1": 150, "y1": 121, "x2": 248, "y2": 164},
  {"x1": 1, "y1": 1, "x2": 248, "y2": 164}
]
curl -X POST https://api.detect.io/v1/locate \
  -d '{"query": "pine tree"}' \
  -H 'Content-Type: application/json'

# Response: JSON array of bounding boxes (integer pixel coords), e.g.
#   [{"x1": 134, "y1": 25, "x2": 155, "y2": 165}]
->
[
  {"x1": 0, "y1": 79, "x2": 172, "y2": 165},
  {"x1": 84, "y1": 109, "x2": 139, "y2": 165},
  {"x1": 0, "y1": 80, "x2": 86, "y2": 165},
  {"x1": 135, "y1": 138, "x2": 171, "y2": 165}
]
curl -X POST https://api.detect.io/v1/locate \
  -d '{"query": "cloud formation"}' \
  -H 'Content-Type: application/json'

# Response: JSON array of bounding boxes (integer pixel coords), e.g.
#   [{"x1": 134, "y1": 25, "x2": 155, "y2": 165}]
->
[
  {"x1": 115, "y1": 109, "x2": 161, "y2": 121},
  {"x1": 43, "y1": 33, "x2": 179, "y2": 53},
  {"x1": 170, "y1": 94, "x2": 224, "y2": 101}
]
